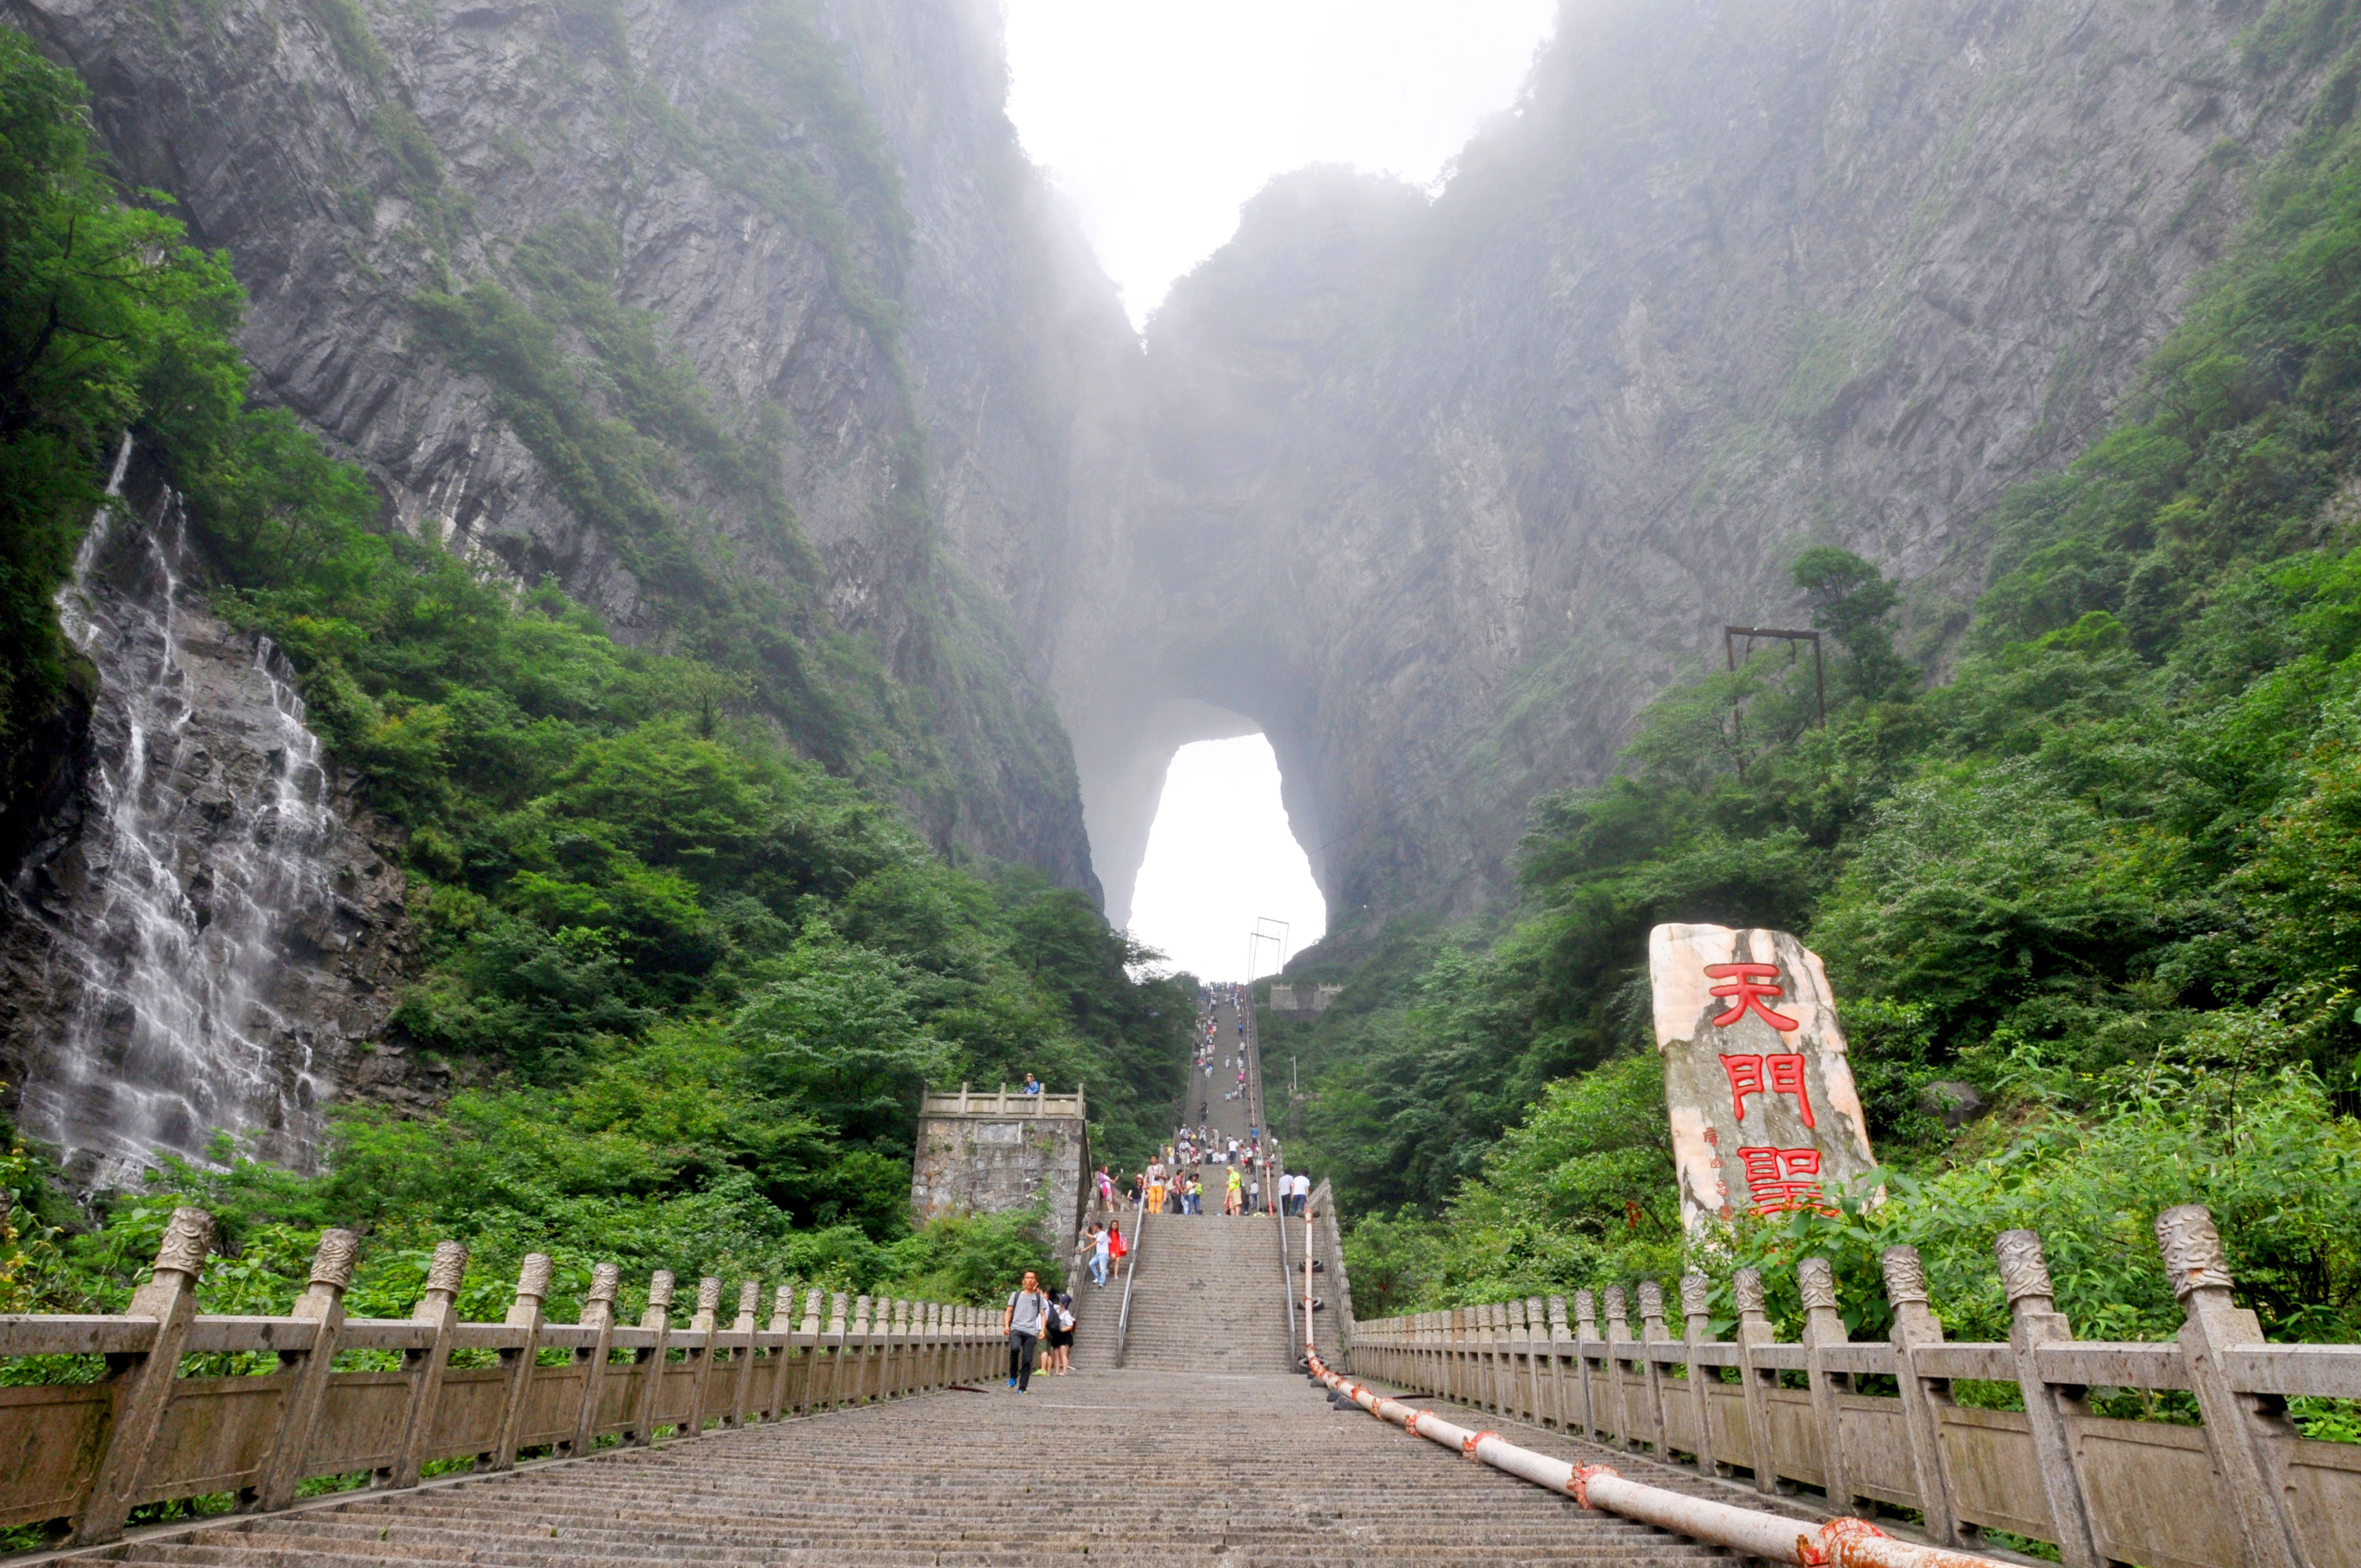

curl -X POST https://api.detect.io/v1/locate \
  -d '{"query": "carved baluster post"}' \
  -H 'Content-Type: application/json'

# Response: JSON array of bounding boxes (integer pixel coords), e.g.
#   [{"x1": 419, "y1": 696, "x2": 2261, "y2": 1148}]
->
[
  {"x1": 1493, "y1": 1300, "x2": 1517, "y2": 1417},
  {"x1": 1797, "y1": 1258, "x2": 1858, "y2": 1511},
  {"x1": 1997, "y1": 1231, "x2": 2103, "y2": 1568},
  {"x1": 762, "y1": 1283, "x2": 798, "y2": 1420},
  {"x1": 1604, "y1": 1286, "x2": 1635, "y2": 1450},
  {"x1": 1522, "y1": 1296, "x2": 1547, "y2": 1422},
  {"x1": 1680, "y1": 1272, "x2": 1719, "y2": 1478},
  {"x1": 853, "y1": 1295, "x2": 879, "y2": 1403},
  {"x1": 629, "y1": 1270, "x2": 674, "y2": 1446},
  {"x1": 1882, "y1": 1246, "x2": 1960, "y2": 1544},
  {"x1": 1573, "y1": 1291, "x2": 1601, "y2": 1440},
  {"x1": 490, "y1": 1253, "x2": 553, "y2": 1469},
  {"x1": 728, "y1": 1281, "x2": 761, "y2": 1428},
  {"x1": 1503, "y1": 1298, "x2": 1527, "y2": 1419},
  {"x1": 682, "y1": 1277, "x2": 722, "y2": 1439},
  {"x1": 821, "y1": 1292, "x2": 850, "y2": 1407},
  {"x1": 2157, "y1": 1205, "x2": 2304, "y2": 1568},
  {"x1": 386, "y1": 1240, "x2": 469, "y2": 1488},
  {"x1": 1638, "y1": 1281, "x2": 1673, "y2": 1457},
  {"x1": 1439, "y1": 1307, "x2": 1459, "y2": 1403},
  {"x1": 1546, "y1": 1296, "x2": 1571, "y2": 1430},
  {"x1": 792, "y1": 1289, "x2": 825, "y2": 1413},
  {"x1": 1475, "y1": 1302, "x2": 1497, "y2": 1413},
  {"x1": 1503, "y1": 1300, "x2": 1525, "y2": 1417},
  {"x1": 568, "y1": 1264, "x2": 621, "y2": 1457},
  {"x1": 74, "y1": 1207, "x2": 214, "y2": 1544},
  {"x1": 1732, "y1": 1267, "x2": 1782, "y2": 1495},
  {"x1": 254, "y1": 1227, "x2": 357, "y2": 1511}
]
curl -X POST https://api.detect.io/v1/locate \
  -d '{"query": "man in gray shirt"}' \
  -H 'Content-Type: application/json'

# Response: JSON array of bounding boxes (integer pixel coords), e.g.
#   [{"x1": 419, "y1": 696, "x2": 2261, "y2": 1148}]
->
[{"x1": 1003, "y1": 1270, "x2": 1051, "y2": 1391}]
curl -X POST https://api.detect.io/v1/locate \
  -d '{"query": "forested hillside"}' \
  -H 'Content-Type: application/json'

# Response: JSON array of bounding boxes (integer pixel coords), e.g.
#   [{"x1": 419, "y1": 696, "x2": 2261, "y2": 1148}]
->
[
  {"x1": 1281, "y1": 2, "x2": 2361, "y2": 1356},
  {"x1": 0, "y1": 30, "x2": 1187, "y2": 1320}
]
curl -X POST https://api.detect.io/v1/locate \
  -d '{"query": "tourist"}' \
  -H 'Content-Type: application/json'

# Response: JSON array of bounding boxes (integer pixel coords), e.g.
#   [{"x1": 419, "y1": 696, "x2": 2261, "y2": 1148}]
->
[
  {"x1": 1247, "y1": 1173, "x2": 1260, "y2": 1215},
  {"x1": 1225, "y1": 1167, "x2": 1243, "y2": 1215},
  {"x1": 1048, "y1": 1292, "x2": 1075, "y2": 1374},
  {"x1": 1003, "y1": 1270, "x2": 1051, "y2": 1391},
  {"x1": 1089, "y1": 1222, "x2": 1111, "y2": 1286},
  {"x1": 1109, "y1": 1221, "x2": 1127, "y2": 1273},
  {"x1": 1296, "y1": 1172, "x2": 1313, "y2": 1215},
  {"x1": 1022, "y1": 1074, "x2": 1042, "y2": 1095}
]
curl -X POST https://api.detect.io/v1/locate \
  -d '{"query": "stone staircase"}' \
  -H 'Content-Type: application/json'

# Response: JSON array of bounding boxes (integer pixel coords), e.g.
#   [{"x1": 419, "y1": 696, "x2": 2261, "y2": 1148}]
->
[
  {"x1": 1117, "y1": 1210, "x2": 1294, "y2": 1372},
  {"x1": 76, "y1": 1370, "x2": 1727, "y2": 1566}
]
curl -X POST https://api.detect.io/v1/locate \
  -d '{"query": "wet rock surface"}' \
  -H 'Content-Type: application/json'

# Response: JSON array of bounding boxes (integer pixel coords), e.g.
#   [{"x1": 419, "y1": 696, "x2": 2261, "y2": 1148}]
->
[{"x1": 0, "y1": 471, "x2": 414, "y2": 1183}]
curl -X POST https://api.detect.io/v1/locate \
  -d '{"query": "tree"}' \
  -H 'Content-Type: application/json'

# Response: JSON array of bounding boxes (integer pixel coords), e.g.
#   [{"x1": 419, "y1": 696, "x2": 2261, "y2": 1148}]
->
[{"x1": 1792, "y1": 546, "x2": 1912, "y2": 699}]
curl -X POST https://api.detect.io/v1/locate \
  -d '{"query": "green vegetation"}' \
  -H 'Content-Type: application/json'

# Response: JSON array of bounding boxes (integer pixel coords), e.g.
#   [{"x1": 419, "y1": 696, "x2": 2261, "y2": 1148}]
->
[
  {"x1": 1292, "y1": 20, "x2": 2361, "y2": 1360},
  {"x1": 0, "y1": 30, "x2": 1186, "y2": 1320}
]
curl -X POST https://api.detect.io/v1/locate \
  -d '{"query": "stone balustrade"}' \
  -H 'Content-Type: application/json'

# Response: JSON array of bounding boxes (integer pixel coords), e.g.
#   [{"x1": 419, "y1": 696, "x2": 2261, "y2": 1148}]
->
[
  {"x1": 0, "y1": 1208, "x2": 1001, "y2": 1548},
  {"x1": 1350, "y1": 1204, "x2": 2358, "y2": 1568}
]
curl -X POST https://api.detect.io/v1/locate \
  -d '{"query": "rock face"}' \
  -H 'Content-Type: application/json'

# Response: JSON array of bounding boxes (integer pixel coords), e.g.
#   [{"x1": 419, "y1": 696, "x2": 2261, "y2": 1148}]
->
[
  {"x1": 0, "y1": 460, "x2": 412, "y2": 1185},
  {"x1": 6, "y1": 0, "x2": 1108, "y2": 892},
  {"x1": 1048, "y1": 0, "x2": 2348, "y2": 933}
]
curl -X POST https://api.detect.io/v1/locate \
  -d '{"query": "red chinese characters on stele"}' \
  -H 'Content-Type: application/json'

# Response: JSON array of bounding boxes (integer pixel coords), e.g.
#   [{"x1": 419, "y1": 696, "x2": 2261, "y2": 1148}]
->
[
  {"x1": 1651, "y1": 924, "x2": 1878, "y2": 1235},
  {"x1": 1706, "y1": 963, "x2": 1832, "y2": 1215},
  {"x1": 1732, "y1": 1145, "x2": 1832, "y2": 1216}
]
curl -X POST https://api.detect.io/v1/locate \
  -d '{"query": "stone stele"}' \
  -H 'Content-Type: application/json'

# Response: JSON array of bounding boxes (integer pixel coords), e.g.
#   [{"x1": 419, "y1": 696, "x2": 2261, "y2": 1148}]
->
[{"x1": 1649, "y1": 924, "x2": 1876, "y2": 1234}]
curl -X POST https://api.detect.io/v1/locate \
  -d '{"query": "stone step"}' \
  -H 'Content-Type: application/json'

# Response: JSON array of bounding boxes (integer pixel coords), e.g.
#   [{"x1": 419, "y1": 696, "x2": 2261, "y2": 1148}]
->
[{"x1": 86, "y1": 1371, "x2": 1742, "y2": 1567}]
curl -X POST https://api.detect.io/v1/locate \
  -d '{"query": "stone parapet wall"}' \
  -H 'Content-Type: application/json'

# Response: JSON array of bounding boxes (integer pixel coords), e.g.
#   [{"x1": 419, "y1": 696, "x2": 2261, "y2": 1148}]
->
[{"x1": 909, "y1": 1085, "x2": 1090, "y2": 1249}]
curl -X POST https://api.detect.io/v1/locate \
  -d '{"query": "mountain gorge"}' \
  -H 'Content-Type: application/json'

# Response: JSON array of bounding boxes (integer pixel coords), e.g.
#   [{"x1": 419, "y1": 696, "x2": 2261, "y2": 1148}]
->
[
  {"x1": 1087, "y1": 0, "x2": 2349, "y2": 932},
  {"x1": 1, "y1": 0, "x2": 2353, "y2": 1208}
]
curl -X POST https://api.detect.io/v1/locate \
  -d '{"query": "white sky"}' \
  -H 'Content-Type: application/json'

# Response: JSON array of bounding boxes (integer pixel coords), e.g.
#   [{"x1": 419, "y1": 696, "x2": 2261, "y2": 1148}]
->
[
  {"x1": 1003, "y1": 0, "x2": 1561, "y2": 327},
  {"x1": 1128, "y1": 737, "x2": 1325, "y2": 981}
]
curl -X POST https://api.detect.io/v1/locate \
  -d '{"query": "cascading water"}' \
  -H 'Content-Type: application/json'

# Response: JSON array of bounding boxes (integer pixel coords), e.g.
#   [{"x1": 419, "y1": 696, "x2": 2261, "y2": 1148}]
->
[{"x1": 24, "y1": 443, "x2": 340, "y2": 1184}]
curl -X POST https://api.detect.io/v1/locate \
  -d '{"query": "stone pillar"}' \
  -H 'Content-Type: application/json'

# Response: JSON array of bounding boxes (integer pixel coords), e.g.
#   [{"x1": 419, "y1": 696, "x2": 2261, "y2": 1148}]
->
[
  {"x1": 1546, "y1": 1295, "x2": 1571, "y2": 1431},
  {"x1": 764, "y1": 1283, "x2": 800, "y2": 1419},
  {"x1": 389, "y1": 1240, "x2": 467, "y2": 1487},
  {"x1": 1882, "y1": 1246, "x2": 1959, "y2": 1544},
  {"x1": 255, "y1": 1228, "x2": 356, "y2": 1511},
  {"x1": 1732, "y1": 1267, "x2": 1781, "y2": 1495},
  {"x1": 1573, "y1": 1291, "x2": 1600, "y2": 1440},
  {"x1": 1998, "y1": 1231, "x2": 2102, "y2": 1568},
  {"x1": 1797, "y1": 1257, "x2": 1856, "y2": 1511},
  {"x1": 2158, "y1": 1205, "x2": 2304, "y2": 1568},
  {"x1": 822, "y1": 1292, "x2": 850, "y2": 1407},
  {"x1": 1638, "y1": 1281, "x2": 1672, "y2": 1456},
  {"x1": 1525, "y1": 1296, "x2": 1548, "y2": 1421},
  {"x1": 682, "y1": 1276, "x2": 723, "y2": 1440},
  {"x1": 793, "y1": 1288, "x2": 825, "y2": 1412},
  {"x1": 570, "y1": 1263, "x2": 621, "y2": 1456},
  {"x1": 729, "y1": 1280, "x2": 762, "y2": 1427},
  {"x1": 491, "y1": 1253, "x2": 553, "y2": 1469},
  {"x1": 74, "y1": 1207, "x2": 213, "y2": 1544},
  {"x1": 1680, "y1": 1271, "x2": 1720, "y2": 1478},
  {"x1": 629, "y1": 1270, "x2": 674, "y2": 1446},
  {"x1": 1605, "y1": 1286, "x2": 1636, "y2": 1450}
]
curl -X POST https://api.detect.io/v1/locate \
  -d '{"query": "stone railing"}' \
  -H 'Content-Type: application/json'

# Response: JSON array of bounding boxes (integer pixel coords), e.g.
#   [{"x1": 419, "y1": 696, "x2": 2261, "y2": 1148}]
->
[
  {"x1": 1351, "y1": 1204, "x2": 2358, "y2": 1568},
  {"x1": 0, "y1": 1208, "x2": 1000, "y2": 1549},
  {"x1": 918, "y1": 1084, "x2": 1085, "y2": 1119}
]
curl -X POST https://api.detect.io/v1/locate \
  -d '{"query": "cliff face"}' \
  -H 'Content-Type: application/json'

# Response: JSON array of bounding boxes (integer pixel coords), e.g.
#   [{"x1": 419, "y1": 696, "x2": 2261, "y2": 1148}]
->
[
  {"x1": 0, "y1": 0, "x2": 1139, "y2": 1173},
  {"x1": 8, "y1": 0, "x2": 1106, "y2": 890},
  {"x1": 1051, "y1": 0, "x2": 2343, "y2": 933}
]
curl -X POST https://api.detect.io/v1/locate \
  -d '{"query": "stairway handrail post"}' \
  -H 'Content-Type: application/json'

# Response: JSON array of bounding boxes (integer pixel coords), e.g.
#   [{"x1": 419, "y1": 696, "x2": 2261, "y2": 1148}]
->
[
  {"x1": 71, "y1": 1207, "x2": 213, "y2": 1545},
  {"x1": 254, "y1": 1227, "x2": 357, "y2": 1511}
]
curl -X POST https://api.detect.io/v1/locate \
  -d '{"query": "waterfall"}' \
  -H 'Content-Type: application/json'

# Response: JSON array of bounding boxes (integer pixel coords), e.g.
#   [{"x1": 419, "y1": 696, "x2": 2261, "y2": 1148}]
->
[{"x1": 25, "y1": 443, "x2": 340, "y2": 1184}]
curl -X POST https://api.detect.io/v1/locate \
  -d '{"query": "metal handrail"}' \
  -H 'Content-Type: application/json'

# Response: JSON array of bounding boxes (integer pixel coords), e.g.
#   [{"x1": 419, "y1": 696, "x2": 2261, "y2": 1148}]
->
[{"x1": 1112, "y1": 1191, "x2": 1145, "y2": 1368}]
